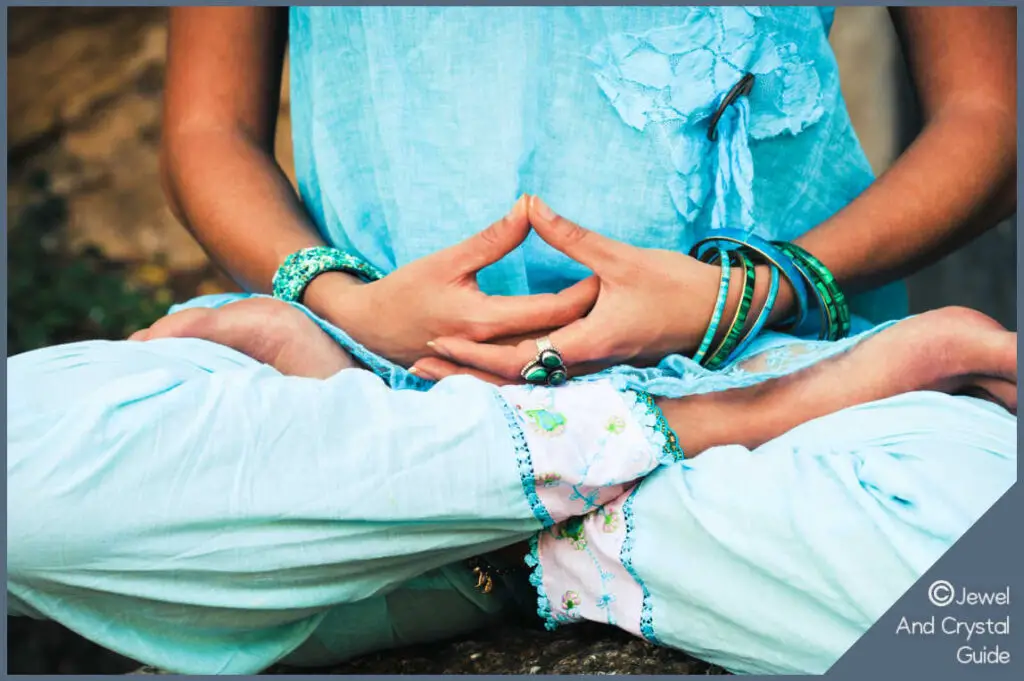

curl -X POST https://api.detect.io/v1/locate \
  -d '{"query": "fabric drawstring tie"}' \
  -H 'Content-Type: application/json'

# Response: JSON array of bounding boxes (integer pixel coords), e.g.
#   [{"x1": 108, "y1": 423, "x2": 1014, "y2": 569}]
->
[{"x1": 709, "y1": 96, "x2": 756, "y2": 233}]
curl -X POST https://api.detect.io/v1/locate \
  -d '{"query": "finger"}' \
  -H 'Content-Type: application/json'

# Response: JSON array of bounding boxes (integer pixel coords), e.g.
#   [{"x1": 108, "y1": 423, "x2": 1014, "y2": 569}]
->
[
  {"x1": 427, "y1": 337, "x2": 532, "y2": 379},
  {"x1": 477, "y1": 276, "x2": 600, "y2": 339},
  {"x1": 128, "y1": 327, "x2": 152, "y2": 341},
  {"x1": 429, "y1": 324, "x2": 625, "y2": 381},
  {"x1": 410, "y1": 357, "x2": 512, "y2": 386},
  {"x1": 527, "y1": 196, "x2": 625, "y2": 272},
  {"x1": 430, "y1": 312, "x2": 621, "y2": 378},
  {"x1": 441, "y1": 195, "x2": 531, "y2": 276}
]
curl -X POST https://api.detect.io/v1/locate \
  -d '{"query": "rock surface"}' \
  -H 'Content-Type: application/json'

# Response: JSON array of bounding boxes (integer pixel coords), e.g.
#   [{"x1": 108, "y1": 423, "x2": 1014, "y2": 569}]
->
[{"x1": 130, "y1": 624, "x2": 727, "y2": 676}]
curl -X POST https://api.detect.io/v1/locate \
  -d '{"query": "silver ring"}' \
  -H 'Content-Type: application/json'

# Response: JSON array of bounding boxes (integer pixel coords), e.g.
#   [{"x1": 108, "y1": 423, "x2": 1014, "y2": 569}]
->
[
  {"x1": 521, "y1": 336, "x2": 568, "y2": 386},
  {"x1": 536, "y1": 336, "x2": 558, "y2": 354}
]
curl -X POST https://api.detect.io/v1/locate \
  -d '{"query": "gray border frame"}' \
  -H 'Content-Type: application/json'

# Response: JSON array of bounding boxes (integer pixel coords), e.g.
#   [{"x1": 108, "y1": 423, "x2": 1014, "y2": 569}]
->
[{"x1": 3, "y1": 2, "x2": 1019, "y2": 678}]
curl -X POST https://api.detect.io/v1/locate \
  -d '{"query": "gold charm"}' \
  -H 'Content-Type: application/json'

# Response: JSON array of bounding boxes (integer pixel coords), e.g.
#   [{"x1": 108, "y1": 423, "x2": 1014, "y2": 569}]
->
[{"x1": 472, "y1": 566, "x2": 495, "y2": 594}]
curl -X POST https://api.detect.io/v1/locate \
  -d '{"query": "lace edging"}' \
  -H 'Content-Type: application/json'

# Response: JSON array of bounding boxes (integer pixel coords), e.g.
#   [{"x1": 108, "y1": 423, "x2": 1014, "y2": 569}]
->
[
  {"x1": 622, "y1": 389, "x2": 686, "y2": 464},
  {"x1": 493, "y1": 392, "x2": 556, "y2": 529},
  {"x1": 524, "y1": 533, "x2": 558, "y2": 631},
  {"x1": 621, "y1": 484, "x2": 660, "y2": 644}
]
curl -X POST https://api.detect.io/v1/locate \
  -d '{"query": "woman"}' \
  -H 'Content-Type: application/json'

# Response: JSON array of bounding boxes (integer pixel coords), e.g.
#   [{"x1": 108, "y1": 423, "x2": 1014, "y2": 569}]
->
[{"x1": 7, "y1": 5, "x2": 1016, "y2": 676}]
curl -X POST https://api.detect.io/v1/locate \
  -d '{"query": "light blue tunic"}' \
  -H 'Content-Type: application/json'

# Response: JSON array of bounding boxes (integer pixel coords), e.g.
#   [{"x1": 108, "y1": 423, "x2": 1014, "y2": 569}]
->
[{"x1": 6, "y1": 6, "x2": 1015, "y2": 676}]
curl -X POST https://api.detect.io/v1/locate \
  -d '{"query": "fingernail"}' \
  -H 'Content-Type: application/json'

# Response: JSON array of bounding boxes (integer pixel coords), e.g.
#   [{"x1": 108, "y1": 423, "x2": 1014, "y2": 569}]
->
[
  {"x1": 508, "y1": 194, "x2": 527, "y2": 219},
  {"x1": 531, "y1": 196, "x2": 556, "y2": 221},
  {"x1": 427, "y1": 340, "x2": 452, "y2": 359},
  {"x1": 410, "y1": 366, "x2": 438, "y2": 381}
]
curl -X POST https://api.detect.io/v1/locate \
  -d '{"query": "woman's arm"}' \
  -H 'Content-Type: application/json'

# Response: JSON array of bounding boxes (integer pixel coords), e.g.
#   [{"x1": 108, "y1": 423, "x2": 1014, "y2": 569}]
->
[
  {"x1": 161, "y1": 9, "x2": 597, "y2": 366},
  {"x1": 161, "y1": 7, "x2": 356, "y2": 301},
  {"x1": 783, "y1": 6, "x2": 1016, "y2": 317}
]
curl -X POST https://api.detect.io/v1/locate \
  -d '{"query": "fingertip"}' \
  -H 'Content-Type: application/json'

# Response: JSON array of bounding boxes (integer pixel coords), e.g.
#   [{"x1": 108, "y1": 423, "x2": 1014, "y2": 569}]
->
[
  {"x1": 409, "y1": 365, "x2": 438, "y2": 381},
  {"x1": 513, "y1": 193, "x2": 528, "y2": 215},
  {"x1": 528, "y1": 195, "x2": 556, "y2": 223},
  {"x1": 427, "y1": 338, "x2": 454, "y2": 359}
]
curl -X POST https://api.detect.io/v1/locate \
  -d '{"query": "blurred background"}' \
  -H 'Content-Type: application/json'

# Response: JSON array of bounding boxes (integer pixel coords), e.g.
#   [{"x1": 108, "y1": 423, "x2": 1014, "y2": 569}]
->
[{"x1": 6, "y1": 6, "x2": 1017, "y2": 675}]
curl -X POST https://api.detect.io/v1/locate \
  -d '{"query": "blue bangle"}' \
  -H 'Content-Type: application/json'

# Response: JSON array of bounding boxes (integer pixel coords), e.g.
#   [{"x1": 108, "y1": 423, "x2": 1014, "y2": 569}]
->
[
  {"x1": 690, "y1": 229, "x2": 810, "y2": 334},
  {"x1": 692, "y1": 247, "x2": 731, "y2": 366},
  {"x1": 727, "y1": 263, "x2": 779, "y2": 363},
  {"x1": 271, "y1": 246, "x2": 385, "y2": 302}
]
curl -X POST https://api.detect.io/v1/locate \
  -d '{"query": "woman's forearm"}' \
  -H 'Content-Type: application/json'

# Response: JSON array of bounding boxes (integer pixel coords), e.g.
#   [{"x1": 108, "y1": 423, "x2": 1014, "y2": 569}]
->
[
  {"x1": 162, "y1": 127, "x2": 330, "y2": 293},
  {"x1": 764, "y1": 7, "x2": 1015, "y2": 324},
  {"x1": 161, "y1": 7, "x2": 362, "y2": 300},
  {"x1": 793, "y1": 102, "x2": 1015, "y2": 299}
]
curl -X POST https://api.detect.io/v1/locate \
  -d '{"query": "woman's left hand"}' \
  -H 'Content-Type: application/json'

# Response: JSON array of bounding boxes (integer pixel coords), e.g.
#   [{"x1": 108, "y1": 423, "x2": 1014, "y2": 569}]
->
[{"x1": 411, "y1": 195, "x2": 728, "y2": 383}]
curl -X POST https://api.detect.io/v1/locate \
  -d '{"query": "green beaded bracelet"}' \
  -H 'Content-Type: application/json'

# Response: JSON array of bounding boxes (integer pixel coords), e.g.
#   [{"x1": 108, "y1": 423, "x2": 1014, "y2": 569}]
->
[
  {"x1": 692, "y1": 247, "x2": 732, "y2": 366},
  {"x1": 705, "y1": 249, "x2": 756, "y2": 370},
  {"x1": 272, "y1": 246, "x2": 385, "y2": 303}
]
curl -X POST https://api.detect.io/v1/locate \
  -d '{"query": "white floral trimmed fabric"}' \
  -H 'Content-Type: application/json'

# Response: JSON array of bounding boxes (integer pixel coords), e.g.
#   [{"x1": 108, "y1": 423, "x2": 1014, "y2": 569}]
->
[
  {"x1": 497, "y1": 382, "x2": 683, "y2": 524},
  {"x1": 530, "y1": 487, "x2": 649, "y2": 635}
]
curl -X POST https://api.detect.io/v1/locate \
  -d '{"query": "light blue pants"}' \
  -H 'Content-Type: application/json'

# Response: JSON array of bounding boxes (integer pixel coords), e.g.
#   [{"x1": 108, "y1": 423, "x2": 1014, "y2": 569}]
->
[{"x1": 7, "y1": 323, "x2": 1016, "y2": 674}]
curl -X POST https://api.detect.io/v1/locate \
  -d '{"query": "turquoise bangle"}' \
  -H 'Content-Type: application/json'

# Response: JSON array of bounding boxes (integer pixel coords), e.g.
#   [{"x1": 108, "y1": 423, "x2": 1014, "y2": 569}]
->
[
  {"x1": 728, "y1": 263, "x2": 780, "y2": 362},
  {"x1": 705, "y1": 249, "x2": 756, "y2": 370},
  {"x1": 272, "y1": 246, "x2": 385, "y2": 303},
  {"x1": 692, "y1": 247, "x2": 731, "y2": 366},
  {"x1": 690, "y1": 230, "x2": 810, "y2": 334}
]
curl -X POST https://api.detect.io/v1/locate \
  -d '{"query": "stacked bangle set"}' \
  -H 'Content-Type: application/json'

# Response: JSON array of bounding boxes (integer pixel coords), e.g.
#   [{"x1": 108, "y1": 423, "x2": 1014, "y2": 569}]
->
[
  {"x1": 271, "y1": 235, "x2": 850, "y2": 377},
  {"x1": 688, "y1": 229, "x2": 850, "y2": 370}
]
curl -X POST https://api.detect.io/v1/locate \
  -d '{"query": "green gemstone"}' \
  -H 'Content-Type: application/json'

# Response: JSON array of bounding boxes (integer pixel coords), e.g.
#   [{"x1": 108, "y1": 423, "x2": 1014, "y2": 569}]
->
[
  {"x1": 548, "y1": 369, "x2": 568, "y2": 386},
  {"x1": 539, "y1": 349, "x2": 563, "y2": 368},
  {"x1": 524, "y1": 365, "x2": 549, "y2": 383}
]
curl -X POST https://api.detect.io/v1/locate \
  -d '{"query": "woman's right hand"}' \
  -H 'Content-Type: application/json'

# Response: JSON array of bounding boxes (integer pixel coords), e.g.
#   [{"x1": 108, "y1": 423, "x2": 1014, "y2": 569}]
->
[{"x1": 302, "y1": 196, "x2": 600, "y2": 367}]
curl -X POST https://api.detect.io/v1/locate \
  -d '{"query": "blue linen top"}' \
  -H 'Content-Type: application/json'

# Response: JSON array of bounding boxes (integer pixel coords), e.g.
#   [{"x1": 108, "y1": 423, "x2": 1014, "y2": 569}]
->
[{"x1": 286, "y1": 6, "x2": 907, "y2": 380}]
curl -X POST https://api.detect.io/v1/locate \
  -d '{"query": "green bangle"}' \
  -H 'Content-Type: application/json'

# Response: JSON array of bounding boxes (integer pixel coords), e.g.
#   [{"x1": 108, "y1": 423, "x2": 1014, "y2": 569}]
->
[
  {"x1": 772, "y1": 242, "x2": 849, "y2": 341},
  {"x1": 690, "y1": 233, "x2": 810, "y2": 334},
  {"x1": 772, "y1": 243, "x2": 839, "y2": 341},
  {"x1": 272, "y1": 246, "x2": 385, "y2": 303},
  {"x1": 730, "y1": 262, "x2": 780, "y2": 360},
  {"x1": 774, "y1": 242, "x2": 850, "y2": 340},
  {"x1": 692, "y1": 247, "x2": 732, "y2": 366},
  {"x1": 705, "y1": 249, "x2": 756, "y2": 370}
]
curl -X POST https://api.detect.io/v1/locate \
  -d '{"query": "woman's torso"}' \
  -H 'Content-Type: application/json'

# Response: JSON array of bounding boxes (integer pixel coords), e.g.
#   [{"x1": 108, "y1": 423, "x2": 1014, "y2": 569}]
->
[{"x1": 289, "y1": 6, "x2": 906, "y2": 323}]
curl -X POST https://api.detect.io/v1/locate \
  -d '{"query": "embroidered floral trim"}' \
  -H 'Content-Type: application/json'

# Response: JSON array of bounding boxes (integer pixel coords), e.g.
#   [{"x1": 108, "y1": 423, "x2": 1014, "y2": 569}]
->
[
  {"x1": 621, "y1": 484, "x2": 661, "y2": 644},
  {"x1": 525, "y1": 533, "x2": 558, "y2": 631},
  {"x1": 557, "y1": 516, "x2": 589, "y2": 550},
  {"x1": 501, "y1": 382, "x2": 660, "y2": 521},
  {"x1": 494, "y1": 392, "x2": 556, "y2": 529},
  {"x1": 620, "y1": 389, "x2": 686, "y2": 464}
]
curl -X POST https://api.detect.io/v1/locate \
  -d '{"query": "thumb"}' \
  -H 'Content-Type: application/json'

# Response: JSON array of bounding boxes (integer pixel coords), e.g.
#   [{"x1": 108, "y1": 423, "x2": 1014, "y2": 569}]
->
[
  {"x1": 443, "y1": 195, "x2": 531, "y2": 275},
  {"x1": 528, "y1": 196, "x2": 621, "y2": 272}
]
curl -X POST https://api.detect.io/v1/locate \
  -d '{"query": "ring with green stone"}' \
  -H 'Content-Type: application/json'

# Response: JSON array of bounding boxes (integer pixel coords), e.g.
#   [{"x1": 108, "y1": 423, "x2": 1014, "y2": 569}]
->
[{"x1": 521, "y1": 337, "x2": 568, "y2": 386}]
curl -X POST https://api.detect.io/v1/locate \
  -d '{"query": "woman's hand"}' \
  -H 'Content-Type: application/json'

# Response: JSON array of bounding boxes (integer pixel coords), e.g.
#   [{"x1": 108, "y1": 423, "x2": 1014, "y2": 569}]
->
[
  {"x1": 304, "y1": 196, "x2": 600, "y2": 368},
  {"x1": 411, "y1": 196, "x2": 750, "y2": 382}
]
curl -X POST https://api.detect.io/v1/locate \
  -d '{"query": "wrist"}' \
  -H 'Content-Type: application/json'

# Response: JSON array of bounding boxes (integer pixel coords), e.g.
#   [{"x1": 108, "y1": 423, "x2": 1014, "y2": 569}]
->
[{"x1": 302, "y1": 270, "x2": 366, "y2": 318}]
